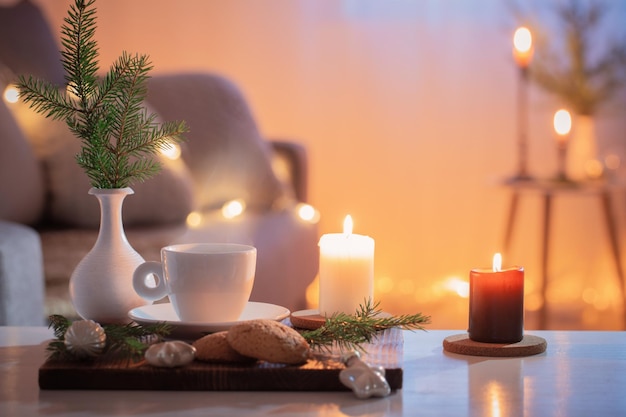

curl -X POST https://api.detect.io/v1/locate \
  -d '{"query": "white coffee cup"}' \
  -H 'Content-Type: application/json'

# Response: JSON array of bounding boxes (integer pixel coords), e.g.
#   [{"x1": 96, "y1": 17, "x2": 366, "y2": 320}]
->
[{"x1": 133, "y1": 243, "x2": 256, "y2": 322}]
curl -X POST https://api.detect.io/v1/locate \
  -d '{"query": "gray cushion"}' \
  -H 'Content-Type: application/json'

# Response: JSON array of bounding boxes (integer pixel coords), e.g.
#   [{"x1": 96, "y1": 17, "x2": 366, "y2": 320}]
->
[
  {"x1": 0, "y1": 220, "x2": 45, "y2": 325},
  {"x1": 44, "y1": 136, "x2": 196, "y2": 228},
  {"x1": 0, "y1": 98, "x2": 45, "y2": 224},
  {"x1": 9, "y1": 99, "x2": 196, "y2": 228},
  {"x1": 0, "y1": 0, "x2": 65, "y2": 86},
  {"x1": 147, "y1": 73, "x2": 285, "y2": 211}
]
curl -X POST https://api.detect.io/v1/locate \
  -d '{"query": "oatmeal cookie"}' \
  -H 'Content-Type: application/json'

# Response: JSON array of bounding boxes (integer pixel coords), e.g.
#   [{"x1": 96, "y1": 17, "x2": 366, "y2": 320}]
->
[
  {"x1": 193, "y1": 331, "x2": 255, "y2": 363},
  {"x1": 227, "y1": 319, "x2": 310, "y2": 365}
]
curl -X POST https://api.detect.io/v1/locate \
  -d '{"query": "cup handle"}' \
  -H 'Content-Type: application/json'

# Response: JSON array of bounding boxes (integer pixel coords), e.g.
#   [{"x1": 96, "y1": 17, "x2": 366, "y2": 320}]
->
[{"x1": 133, "y1": 261, "x2": 168, "y2": 301}]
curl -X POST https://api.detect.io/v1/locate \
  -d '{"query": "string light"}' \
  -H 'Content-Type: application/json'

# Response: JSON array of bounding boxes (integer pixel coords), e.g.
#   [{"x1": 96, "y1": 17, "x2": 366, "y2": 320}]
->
[
  {"x1": 160, "y1": 142, "x2": 182, "y2": 160},
  {"x1": 296, "y1": 203, "x2": 320, "y2": 223},
  {"x1": 186, "y1": 211, "x2": 202, "y2": 228},
  {"x1": 3, "y1": 85, "x2": 19, "y2": 104},
  {"x1": 222, "y1": 199, "x2": 246, "y2": 219}
]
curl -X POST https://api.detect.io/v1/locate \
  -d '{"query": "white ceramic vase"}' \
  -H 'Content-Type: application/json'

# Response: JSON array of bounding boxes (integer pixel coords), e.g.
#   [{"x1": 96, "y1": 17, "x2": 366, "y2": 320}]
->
[{"x1": 69, "y1": 187, "x2": 149, "y2": 323}]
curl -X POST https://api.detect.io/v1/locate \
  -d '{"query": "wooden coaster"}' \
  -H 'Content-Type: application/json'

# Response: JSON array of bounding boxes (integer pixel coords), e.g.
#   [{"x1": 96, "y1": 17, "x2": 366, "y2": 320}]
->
[
  {"x1": 443, "y1": 333, "x2": 547, "y2": 357},
  {"x1": 290, "y1": 309, "x2": 394, "y2": 330},
  {"x1": 290, "y1": 309, "x2": 326, "y2": 330}
]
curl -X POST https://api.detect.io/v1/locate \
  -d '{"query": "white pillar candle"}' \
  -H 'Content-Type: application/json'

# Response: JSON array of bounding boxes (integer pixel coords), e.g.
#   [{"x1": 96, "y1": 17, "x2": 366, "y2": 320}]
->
[{"x1": 318, "y1": 215, "x2": 375, "y2": 315}]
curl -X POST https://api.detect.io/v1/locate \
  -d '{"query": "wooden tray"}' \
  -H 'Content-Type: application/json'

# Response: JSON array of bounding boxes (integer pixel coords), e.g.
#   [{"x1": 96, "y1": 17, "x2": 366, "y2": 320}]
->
[{"x1": 39, "y1": 357, "x2": 403, "y2": 391}]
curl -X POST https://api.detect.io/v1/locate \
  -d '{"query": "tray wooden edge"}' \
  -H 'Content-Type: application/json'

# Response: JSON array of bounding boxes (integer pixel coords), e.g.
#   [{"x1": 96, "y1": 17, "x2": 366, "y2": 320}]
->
[{"x1": 38, "y1": 359, "x2": 403, "y2": 392}]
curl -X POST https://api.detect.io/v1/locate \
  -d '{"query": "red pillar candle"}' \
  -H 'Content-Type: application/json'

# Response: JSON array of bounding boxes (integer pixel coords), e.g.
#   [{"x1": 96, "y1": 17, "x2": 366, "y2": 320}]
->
[{"x1": 468, "y1": 254, "x2": 524, "y2": 343}]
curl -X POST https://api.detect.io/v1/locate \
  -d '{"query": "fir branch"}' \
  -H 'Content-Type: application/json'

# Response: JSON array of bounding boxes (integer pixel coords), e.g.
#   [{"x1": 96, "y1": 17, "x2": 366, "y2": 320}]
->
[
  {"x1": 528, "y1": 0, "x2": 626, "y2": 115},
  {"x1": 16, "y1": 0, "x2": 188, "y2": 189},
  {"x1": 46, "y1": 315, "x2": 172, "y2": 362},
  {"x1": 16, "y1": 76, "x2": 77, "y2": 121},
  {"x1": 300, "y1": 300, "x2": 430, "y2": 352},
  {"x1": 46, "y1": 315, "x2": 74, "y2": 360},
  {"x1": 102, "y1": 322, "x2": 171, "y2": 361},
  {"x1": 60, "y1": 0, "x2": 100, "y2": 105},
  {"x1": 48, "y1": 314, "x2": 72, "y2": 339}
]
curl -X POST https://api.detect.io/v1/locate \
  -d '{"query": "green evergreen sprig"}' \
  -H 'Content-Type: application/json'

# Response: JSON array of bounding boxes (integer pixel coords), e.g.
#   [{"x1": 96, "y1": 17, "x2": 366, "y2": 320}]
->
[
  {"x1": 17, "y1": 0, "x2": 187, "y2": 189},
  {"x1": 47, "y1": 314, "x2": 172, "y2": 362},
  {"x1": 528, "y1": 0, "x2": 626, "y2": 116},
  {"x1": 301, "y1": 300, "x2": 430, "y2": 352}
]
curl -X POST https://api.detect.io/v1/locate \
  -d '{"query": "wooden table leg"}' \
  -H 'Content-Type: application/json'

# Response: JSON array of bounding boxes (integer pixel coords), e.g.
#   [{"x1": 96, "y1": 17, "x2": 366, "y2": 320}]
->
[
  {"x1": 539, "y1": 192, "x2": 552, "y2": 330},
  {"x1": 503, "y1": 192, "x2": 520, "y2": 253},
  {"x1": 600, "y1": 191, "x2": 626, "y2": 329}
]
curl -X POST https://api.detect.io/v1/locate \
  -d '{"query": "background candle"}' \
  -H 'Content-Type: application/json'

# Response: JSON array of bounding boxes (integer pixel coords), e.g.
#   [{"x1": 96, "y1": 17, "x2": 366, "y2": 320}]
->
[
  {"x1": 554, "y1": 108, "x2": 572, "y2": 180},
  {"x1": 318, "y1": 215, "x2": 375, "y2": 315},
  {"x1": 468, "y1": 253, "x2": 524, "y2": 343},
  {"x1": 512, "y1": 26, "x2": 533, "y2": 68}
]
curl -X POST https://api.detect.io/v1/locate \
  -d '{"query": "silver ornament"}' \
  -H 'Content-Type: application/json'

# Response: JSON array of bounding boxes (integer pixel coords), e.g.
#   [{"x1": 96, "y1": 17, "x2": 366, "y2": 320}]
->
[
  {"x1": 145, "y1": 341, "x2": 196, "y2": 368},
  {"x1": 64, "y1": 320, "x2": 107, "y2": 358},
  {"x1": 339, "y1": 350, "x2": 391, "y2": 399}
]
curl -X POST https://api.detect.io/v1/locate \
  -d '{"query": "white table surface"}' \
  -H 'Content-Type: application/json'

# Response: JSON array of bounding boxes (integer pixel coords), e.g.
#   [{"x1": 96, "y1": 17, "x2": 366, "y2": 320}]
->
[{"x1": 1, "y1": 327, "x2": 625, "y2": 417}]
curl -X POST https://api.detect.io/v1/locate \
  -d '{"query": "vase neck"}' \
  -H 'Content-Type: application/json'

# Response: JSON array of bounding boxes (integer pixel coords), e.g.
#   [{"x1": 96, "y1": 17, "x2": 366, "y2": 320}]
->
[{"x1": 91, "y1": 188, "x2": 133, "y2": 246}]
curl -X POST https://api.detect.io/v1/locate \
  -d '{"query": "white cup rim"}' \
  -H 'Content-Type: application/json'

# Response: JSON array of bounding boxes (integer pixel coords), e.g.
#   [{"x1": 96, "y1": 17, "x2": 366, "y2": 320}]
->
[{"x1": 163, "y1": 243, "x2": 256, "y2": 254}]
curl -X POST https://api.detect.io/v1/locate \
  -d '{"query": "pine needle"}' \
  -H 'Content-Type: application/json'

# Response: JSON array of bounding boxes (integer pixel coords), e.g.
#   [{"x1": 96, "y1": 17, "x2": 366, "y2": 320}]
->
[{"x1": 300, "y1": 300, "x2": 430, "y2": 352}]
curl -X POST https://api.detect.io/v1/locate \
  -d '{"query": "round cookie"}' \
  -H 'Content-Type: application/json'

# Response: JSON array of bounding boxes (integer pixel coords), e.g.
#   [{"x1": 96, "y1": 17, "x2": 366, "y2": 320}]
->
[
  {"x1": 227, "y1": 319, "x2": 310, "y2": 365},
  {"x1": 192, "y1": 331, "x2": 255, "y2": 363}
]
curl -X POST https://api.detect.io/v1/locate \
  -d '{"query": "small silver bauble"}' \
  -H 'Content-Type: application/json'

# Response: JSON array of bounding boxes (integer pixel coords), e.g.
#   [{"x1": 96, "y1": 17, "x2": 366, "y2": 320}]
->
[
  {"x1": 145, "y1": 341, "x2": 196, "y2": 367},
  {"x1": 64, "y1": 320, "x2": 107, "y2": 358}
]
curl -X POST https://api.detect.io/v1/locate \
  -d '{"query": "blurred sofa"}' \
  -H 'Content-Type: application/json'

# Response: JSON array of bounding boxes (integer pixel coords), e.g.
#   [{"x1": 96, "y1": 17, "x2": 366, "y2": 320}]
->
[
  {"x1": 0, "y1": 0, "x2": 318, "y2": 324},
  {"x1": 0, "y1": 220, "x2": 45, "y2": 325}
]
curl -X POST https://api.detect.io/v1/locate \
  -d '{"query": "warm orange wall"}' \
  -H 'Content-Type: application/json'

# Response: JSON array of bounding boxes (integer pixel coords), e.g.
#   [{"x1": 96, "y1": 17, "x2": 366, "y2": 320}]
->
[{"x1": 36, "y1": 0, "x2": 626, "y2": 329}]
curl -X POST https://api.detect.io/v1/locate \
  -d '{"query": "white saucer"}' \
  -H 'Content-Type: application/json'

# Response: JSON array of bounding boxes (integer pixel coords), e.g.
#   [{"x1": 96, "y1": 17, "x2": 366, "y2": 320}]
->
[{"x1": 128, "y1": 302, "x2": 290, "y2": 340}]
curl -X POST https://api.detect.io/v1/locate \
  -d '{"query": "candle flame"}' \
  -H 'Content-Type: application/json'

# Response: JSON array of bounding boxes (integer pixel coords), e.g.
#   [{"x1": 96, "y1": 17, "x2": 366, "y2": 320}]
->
[
  {"x1": 343, "y1": 215, "x2": 353, "y2": 236},
  {"x1": 553, "y1": 109, "x2": 572, "y2": 136},
  {"x1": 493, "y1": 253, "x2": 502, "y2": 272},
  {"x1": 513, "y1": 27, "x2": 532, "y2": 52}
]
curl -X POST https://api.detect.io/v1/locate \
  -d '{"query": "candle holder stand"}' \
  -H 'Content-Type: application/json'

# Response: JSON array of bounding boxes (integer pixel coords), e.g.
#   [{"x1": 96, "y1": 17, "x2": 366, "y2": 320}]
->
[
  {"x1": 508, "y1": 66, "x2": 533, "y2": 182},
  {"x1": 442, "y1": 333, "x2": 547, "y2": 357},
  {"x1": 556, "y1": 141, "x2": 569, "y2": 182}
]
